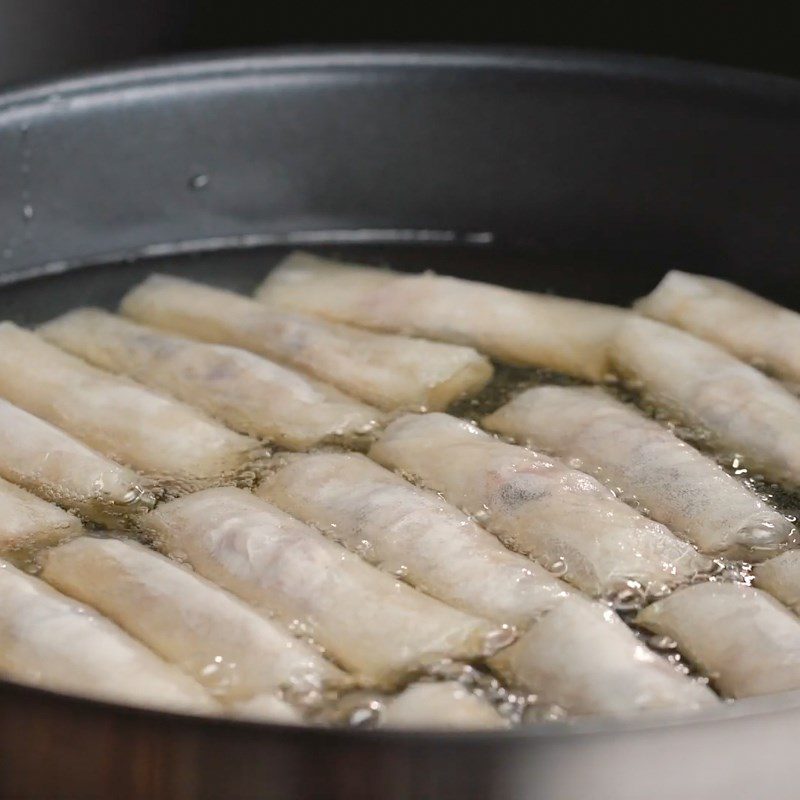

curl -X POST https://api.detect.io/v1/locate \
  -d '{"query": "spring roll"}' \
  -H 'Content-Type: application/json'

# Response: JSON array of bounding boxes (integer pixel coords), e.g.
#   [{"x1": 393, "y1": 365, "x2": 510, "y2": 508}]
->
[
  {"x1": 490, "y1": 597, "x2": 716, "y2": 715},
  {"x1": 612, "y1": 316, "x2": 800, "y2": 487},
  {"x1": 380, "y1": 681, "x2": 508, "y2": 730},
  {"x1": 0, "y1": 397, "x2": 154, "y2": 523},
  {"x1": 0, "y1": 559, "x2": 215, "y2": 713},
  {"x1": 232, "y1": 694, "x2": 301, "y2": 724},
  {"x1": 259, "y1": 452, "x2": 574, "y2": 628},
  {"x1": 255, "y1": 251, "x2": 629, "y2": 381},
  {"x1": 754, "y1": 550, "x2": 800, "y2": 615},
  {"x1": 41, "y1": 537, "x2": 350, "y2": 704},
  {"x1": 484, "y1": 386, "x2": 794, "y2": 559},
  {"x1": 120, "y1": 274, "x2": 492, "y2": 411},
  {"x1": 39, "y1": 308, "x2": 382, "y2": 450},
  {"x1": 143, "y1": 487, "x2": 510, "y2": 687},
  {"x1": 0, "y1": 477, "x2": 83, "y2": 555},
  {"x1": 0, "y1": 322, "x2": 260, "y2": 489},
  {"x1": 637, "y1": 582, "x2": 800, "y2": 698},
  {"x1": 637, "y1": 270, "x2": 800, "y2": 386},
  {"x1": 369, "y1": 414, "x2": 710, "y2": 598}
]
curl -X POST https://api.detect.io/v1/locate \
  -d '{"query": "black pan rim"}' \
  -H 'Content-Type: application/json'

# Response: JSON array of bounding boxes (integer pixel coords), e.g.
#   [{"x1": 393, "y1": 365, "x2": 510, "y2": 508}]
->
[
  {"x1": 1, "y1": 44, "x2": 800, "y2": 113},
  {"x1": 1, "y1": 45, "x2": 799, "y2": 281},
  {"x1": 2, "y1": 45, "x2": 800, "y2": 744}
]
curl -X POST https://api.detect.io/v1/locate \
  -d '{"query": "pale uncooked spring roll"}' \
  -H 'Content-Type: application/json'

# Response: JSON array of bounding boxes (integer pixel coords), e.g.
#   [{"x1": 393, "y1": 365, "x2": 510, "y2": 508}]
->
[
  {"x1": 0, "y1": 397, "x2": 154, "y2": 523},
  {"x1": 232, "y1": 694, "x2": 301, "y2": 724},
  {"x1": 637, "y1": 582, "x2": 800, "y2": 698},
  {"x1": 380, "y1": 681, "x2": 508, "y2": 730},
  {"x1": 611, "y1": 316, "x2": 800, "y2": 487},
  {"x1": 255, "y1": 251, "x2": 629, "y2": 381},
  {"x1": 637, "y1": 270, "x2": 800, "y2": 386},
  {"x1": 0, "y1": 322, "x2": 260, "y2": 490},
  {"x1": 369, "y1": 414, "x2": 711, "y2": 598},
  {"x1": 0, "y1": 477, "x2": 83, "y2": 555},
  {"x1": 259, "y1": 452, "x2": 574, "y2": 628},
  {"x1": 41, "y1": 537, "x2": 350, "y2": 705},
  {"x1": 143, "y1": 488, "x2": 510, "y2": 687},
  {"x1": 39, "y1": 308, "x2": 382, "y2": 450},
  {"x1": 754, "y1": 551, "x2": 800, "y2": 615},
  {"x1": 0, "y1": 559, "x2": 215, "y2": 713},
  {"x1": 490, "y1": 597, "x2": 716, "y2": 715},
  {"x1": 484, "y1": 386, "x2": 794, "y2": 559},
  {"x1": 120, "y1": 274, "x2": 492, "y2": 411}
]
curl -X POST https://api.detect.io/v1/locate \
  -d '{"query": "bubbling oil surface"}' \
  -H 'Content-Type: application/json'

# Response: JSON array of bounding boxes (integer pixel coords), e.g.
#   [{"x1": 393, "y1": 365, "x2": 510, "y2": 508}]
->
[
  {"x1": 163, "y1": 365, "x2": 775, "y2": 723},
  {"x1": 2, "y1": 245, "x2": 795, "y2": 728},
  {"x1": 6, "y1": 357, "x2": 782, "y2": 727}
]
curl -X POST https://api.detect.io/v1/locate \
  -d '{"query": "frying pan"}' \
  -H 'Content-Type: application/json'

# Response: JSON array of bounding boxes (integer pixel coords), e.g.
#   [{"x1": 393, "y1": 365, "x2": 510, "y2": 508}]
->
[{"x1": 1, "y1": 48, "x2": 799, "y2": 800}]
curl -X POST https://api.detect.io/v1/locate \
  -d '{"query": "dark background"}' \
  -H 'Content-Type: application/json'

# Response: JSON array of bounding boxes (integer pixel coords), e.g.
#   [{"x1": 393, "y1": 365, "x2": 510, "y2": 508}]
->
[{"x1": 0, "y1": 3, "x2": 797, "y2": 88}]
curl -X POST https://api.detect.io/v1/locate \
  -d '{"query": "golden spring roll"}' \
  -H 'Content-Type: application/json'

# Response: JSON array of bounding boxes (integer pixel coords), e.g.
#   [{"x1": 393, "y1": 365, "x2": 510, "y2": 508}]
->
[
  {"x1": 41, "y1": 537, "x2": 351, "y2": 705},
  {"x1": 637, "y1": 270, "x2": 800, "y2": 385},
  {"x1": 490, "y1": 597, "x2": 716, "y2": 715},
  {"x1": 0, "y1": 559, "x2": 215, "y2": 714},
  {"x1": 637, "y1": 582, "x2": 800, "y2": 698},
  {"x1": 0, "y1": 397, "x2": 154, "y2": 523},
  {"x1": 611, "y1": 316, "x2": 800, "y2": 488},
  {"x1": 754, "y1": 550, "x2": 800, "y2": 616},
  {"x1": 0, "y1": 322, "x2": 261, "y2": 490},
  {"x1": 259, "y1": 452, "x2": 574, "y2": 628},
  {"x1": 484, "y1": 386, "x2": 794, "y2": 559},
  {"x1": 0, "y1": 477, "x2": 83, "y2": 555},
  {"x1": 255, "y1": 251, "x2": 629, "y2": 381},
  {"x1": 120, "y1": 274, "x2": 492, "y2": 411},
  {"x1": 370, "y1": 413, "x2": 711, "y2": 599},
  {"x1": 380, "y1": 681, "x2": 508, "y2": 730},
  {"x1": 39, "y1": 308, "x2": 382, "y2": 450},
  {"x1": 143, "y1": 488, "x2": 511, "y2": 687}
]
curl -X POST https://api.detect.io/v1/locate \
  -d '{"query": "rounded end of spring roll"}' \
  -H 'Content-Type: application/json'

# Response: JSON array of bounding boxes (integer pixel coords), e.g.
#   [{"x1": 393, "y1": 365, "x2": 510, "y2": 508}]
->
[{"x1": 726, "y1": 511, "x2": 797, "y2": 562}]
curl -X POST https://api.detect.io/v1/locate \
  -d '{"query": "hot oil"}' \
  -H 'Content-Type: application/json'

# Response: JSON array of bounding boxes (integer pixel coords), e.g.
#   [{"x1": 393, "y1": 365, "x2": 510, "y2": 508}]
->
[
  {"x1": 449, "y1": 362, "x2": 588, "y2": 421},
  {"x1": 447, "y1": 366, "x2": 794, "y2": 705},
  {"x1": 263, "y1": 365, "x2": 745, "y2": 725},
  {"x1": 2, "y1": 349, "x2": 768, "y2": 730},
  {"x1": 254, "y1": 365, "x2": 788, "y2": 723},
  {"x1": 11, "y1": 363, "x2": 564, "y2": 727},
  {"x1": 3, "y1": 247, "x2": 793, "y2": 730}
]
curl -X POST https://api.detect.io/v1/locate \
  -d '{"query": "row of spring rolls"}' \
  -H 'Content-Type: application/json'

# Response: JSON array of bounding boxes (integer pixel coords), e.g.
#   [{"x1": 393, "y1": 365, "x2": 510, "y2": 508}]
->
[
  {"x1": 0, "y1": 269, "x2": 496, "y2": 510},
  {"x1": 130, "y1": 483, "x2": 717, "y2": 717},
  {"x1": 259, "y1": 453, "x2": 716, "y2": 713},
  {"x1": 0, "y1": 270, "x2": 488, "y2": 527},
  {"x1": 4, "y1": 254, "x2": 795, "y2": 508},
  {"x1": 0, "y1": 534, "x2": 505, "y2": 728},
  {"x1": 11, "y1": 268, "x2": 791, "y2": 566},
  {"x1": 0, "y1": 551, "x2": 508, "y2": 729},
  {"x1": 0, "y1": 478, "x2": 513, "y2": 725},
  {"x1": 0, "y1": 314, "x2": 520, "y2": 726},
  {"x1": 76, "y1": 412, "x2": 800, "y2": 712},
  {"x1": 259, "y1": 252, "x2": 800, "y2": 491},
  {"x1": 3, "y1": 256, "x2": 800, "y2": 725},
  {"x1": 252, "y1": 253, "x2": 800, "y2": 701},
  {"x1": 367, "y1": 413, "x2": 800, "y2": 700},
  {"x1": 10, "y1": 256, "x2": 800, "y2": 511},
  {"x1": 0, "y1": 276, "x2": 506, "y2": 725},
  {"x1": 0, "y1": 269, "x2": 670, "y2": 723},
  {"x1": 2, "y1": 434, "x2": 796, "y2": 719},
  {"x1": 1, "y1": 469, "x2": 718, "y2": 723},
  {"x1": 0, "y1": 419, "x2": 720, "y2": 725}
]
